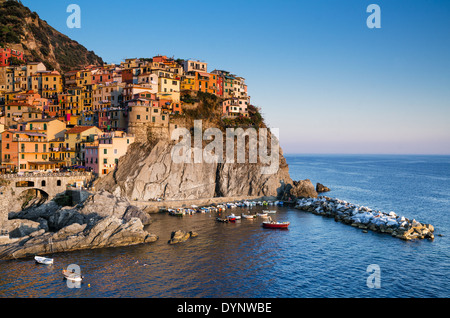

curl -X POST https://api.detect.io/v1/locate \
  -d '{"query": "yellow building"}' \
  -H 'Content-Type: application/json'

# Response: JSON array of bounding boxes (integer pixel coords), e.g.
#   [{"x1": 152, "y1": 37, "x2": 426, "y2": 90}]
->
[
  {"x1": 181, "y1": 74, "x2": 196, "y2": 91},
  {"x1": 157, "y1": 70, "x2": 180, "y2": 102},
  {"x1": 64, "y1": 126, "x2": 102, "y2": 166},
  {"x1": 41, "y1": 71, "x2": 63, "y2": 98},
  {"x1": 19, "y1": 118, "x2": 66, "y2": 140}
]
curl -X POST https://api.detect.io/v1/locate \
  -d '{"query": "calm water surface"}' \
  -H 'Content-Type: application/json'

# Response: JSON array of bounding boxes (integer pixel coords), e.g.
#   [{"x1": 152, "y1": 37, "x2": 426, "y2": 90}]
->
[{"x1": 0, "y1": 155, "x2": 449, "y2": 298}]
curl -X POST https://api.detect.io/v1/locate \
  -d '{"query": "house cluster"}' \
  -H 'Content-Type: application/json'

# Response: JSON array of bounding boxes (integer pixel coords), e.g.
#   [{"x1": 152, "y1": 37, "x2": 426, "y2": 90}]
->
[{"x1": 0, "y1": 49, "x2": 252, "y2": 177}]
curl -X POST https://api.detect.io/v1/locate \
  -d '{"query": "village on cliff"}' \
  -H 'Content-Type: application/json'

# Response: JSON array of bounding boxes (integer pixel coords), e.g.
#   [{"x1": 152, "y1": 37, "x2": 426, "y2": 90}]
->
[{"x1": 0, "y1": 48, "x2": 252, "y2": 177}]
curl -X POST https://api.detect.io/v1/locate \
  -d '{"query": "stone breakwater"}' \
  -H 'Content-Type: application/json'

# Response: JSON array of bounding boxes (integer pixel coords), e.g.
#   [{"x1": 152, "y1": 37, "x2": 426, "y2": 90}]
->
[{"x1": 295, "y1": 197, "x2": 435, "y2": 241}]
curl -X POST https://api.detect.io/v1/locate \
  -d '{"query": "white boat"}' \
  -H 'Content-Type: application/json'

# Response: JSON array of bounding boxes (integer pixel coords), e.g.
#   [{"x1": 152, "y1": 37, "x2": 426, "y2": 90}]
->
[
  {"x1": 242, "y1": 213, "x2": 256, "y2": 219},
  {"x1": 228, "y1": 213, "x2": 241, "y2": 220},
  {"x1": 257, "y1": 213, "x2": 269, "y2": 218},
  {"x1": 35, "y1": 256, "x2": 53, "y2": 265},
  {"x1": 62, "y1": 270, "x2": 83, "y2": 282},
  {"x1": 268, "y1": 210, "x2": 277, "y2": 214}
]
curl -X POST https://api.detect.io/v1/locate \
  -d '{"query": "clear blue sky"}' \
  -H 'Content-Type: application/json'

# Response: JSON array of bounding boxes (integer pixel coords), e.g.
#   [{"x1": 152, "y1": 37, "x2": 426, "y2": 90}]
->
[{"x1": 21, "y1": 0, "x2": 450, "y2": 154}]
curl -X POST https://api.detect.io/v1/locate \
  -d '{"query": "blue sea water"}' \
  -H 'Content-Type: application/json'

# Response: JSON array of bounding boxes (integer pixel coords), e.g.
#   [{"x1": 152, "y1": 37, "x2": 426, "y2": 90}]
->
[{"x1": 0, "y1": 155, "x2": 448, "y2": 298}]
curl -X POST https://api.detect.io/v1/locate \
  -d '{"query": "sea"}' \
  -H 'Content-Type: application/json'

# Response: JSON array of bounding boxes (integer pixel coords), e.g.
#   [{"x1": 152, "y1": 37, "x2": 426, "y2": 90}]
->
[{"x1": 0, "y1": 154, "x2": 449, "y2": 299}]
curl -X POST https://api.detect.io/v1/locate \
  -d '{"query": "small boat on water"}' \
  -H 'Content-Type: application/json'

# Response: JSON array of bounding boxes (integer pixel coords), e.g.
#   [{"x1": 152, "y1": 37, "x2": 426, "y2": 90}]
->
[
  {"x1": 35, "y1": 256, "x2": 53, "y2": 265},
  {"x1": 262, "y1": 221, "x2": 290, "y2": 229},
  {"x1": 62, "y1": 269, "x2": 83, "y2": 281},
  {"x1": 168, "y1": 209, "x2": 184, "y2": 217},
  {"x1": 257, "y1": 213, "x2": 268, "y2": 218},
  {"x1": 242, "y1": 213, "x2": 256, "y2": 219},
  {"x1": 216, "y1": 217, "x2": 229, "y2": 223},
  {"x1": 267, "y1": 210, "x2": 277, "y2": 214}
]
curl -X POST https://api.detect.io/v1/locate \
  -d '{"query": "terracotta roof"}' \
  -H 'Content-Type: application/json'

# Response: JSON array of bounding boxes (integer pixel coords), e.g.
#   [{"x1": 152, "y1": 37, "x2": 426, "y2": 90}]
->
[{"x1": 65, "y1": 126, "x2": 97, "y2": 134}]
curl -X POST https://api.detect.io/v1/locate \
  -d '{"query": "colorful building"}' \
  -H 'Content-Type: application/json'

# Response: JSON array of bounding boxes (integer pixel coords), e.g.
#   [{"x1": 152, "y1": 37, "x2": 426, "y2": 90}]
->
[
  {"x1": 84, "y1": 130, "x2": 135, "y2": 177},
  {"x1": 0, "y1": 48, "x2": 25, "y2": 67}
]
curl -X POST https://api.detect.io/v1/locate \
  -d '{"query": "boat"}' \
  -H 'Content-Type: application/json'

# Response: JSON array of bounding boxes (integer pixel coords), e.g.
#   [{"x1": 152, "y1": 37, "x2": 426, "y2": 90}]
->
[
  {"x1": 228, "y1": 214, "x2": 241, "y2": 220},
  {"x1": 62, "y1": 269, "x2": 83, "y2": 281},
  {"x1": 35, "y1": 256, "x2": 53, "y2": 265},
  {"x1": 242, "y1": 213, "x2": 256, "y2": 219},
  {"x1": 257, "y1": 212, "x2": 268, "y2": 218},
  {"x1": 267, "y1": 210, "x2": 277, "y2": 214},
  {"x1": 216, "y1": 217, "x2": 229, "y2": 223},
  {"x1": 168, "y1": 209, "x2": 184, "y2": 217},
  {"x1": 262, "y1": 221, "x2": 290, "y2": 229}
]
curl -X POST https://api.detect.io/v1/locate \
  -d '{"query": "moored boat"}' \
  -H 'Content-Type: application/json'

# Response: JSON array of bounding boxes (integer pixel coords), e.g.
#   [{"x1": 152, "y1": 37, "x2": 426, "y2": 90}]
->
[
  {"x1": 262, "y1": 221, "x2": 290, "y2": 229},
  {"x1": 62, "y1": 269, "x2": 83, "y2": 281},
  {"x1": 35, "y1": 256, "x2": 53, "y2": 265},
  {"x1": 242, "y1": 213, "x2": 256, "y2": 219},
  {"x1": 257, "y1": 213, "x2": 268, "y2": 218}
]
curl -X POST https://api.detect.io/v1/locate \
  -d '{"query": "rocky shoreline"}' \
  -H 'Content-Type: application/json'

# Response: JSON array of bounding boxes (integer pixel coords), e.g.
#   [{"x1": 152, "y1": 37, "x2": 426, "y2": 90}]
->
[
  {"x1": 0, "y1": 191, "x2": 158, "y2": 260},
  {"x1": 0, "y1": 178, "x2": 437, "y2": 260},
  {"x1": 295, "y1": 196, "x2": 435, "y2": 241}
]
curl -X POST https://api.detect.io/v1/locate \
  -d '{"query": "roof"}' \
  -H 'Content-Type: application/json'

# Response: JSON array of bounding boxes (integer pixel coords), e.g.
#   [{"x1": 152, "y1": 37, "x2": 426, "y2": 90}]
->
[
  {"x1": 25, "y1": 118, "x2": 61, "y2": 123},
  {"x1": 65, "y1": 126, "x2": 98, "y2": 134}
]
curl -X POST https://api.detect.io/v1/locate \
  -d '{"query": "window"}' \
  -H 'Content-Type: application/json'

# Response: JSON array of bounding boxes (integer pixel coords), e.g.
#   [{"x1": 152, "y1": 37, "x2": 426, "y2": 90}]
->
[
  {"x1": 104, "y1": 149, "x2": 107, "y2": 155},
  {"x1": 103, "y1": 159, "x2": 107, "y2": 164},
  {"x1": 57, "y1": 180, "x2": 62, "y2": 186}
]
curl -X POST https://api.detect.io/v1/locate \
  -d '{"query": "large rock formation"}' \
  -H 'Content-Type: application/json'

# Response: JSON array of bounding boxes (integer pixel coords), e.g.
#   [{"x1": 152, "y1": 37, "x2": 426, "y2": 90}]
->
[
  {"x1": 0, "y1": 216, "x2": 157, "y2": 260},
  {"x1": 0, "y1": 191, "x2": 157, "y2": 260},
  {"x1": 96, "y1": 138, "x2": 293, "y2": 202}
]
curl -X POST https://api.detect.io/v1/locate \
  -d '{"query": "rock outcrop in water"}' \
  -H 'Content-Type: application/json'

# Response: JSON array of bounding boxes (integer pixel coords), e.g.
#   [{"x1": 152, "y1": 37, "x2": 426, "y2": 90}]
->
[
  {"x1": 168, "y1": 230, "x2": 198, "y2": 245},
  {"x1": 316, "y1": 183, "x2": 331, "y2": 193},
  {"x1": 0, "y1": 191, "x2": 158, "y2": 260},
  {"x1": 295, "y1": 197, "x2": 435, "y2": 240}
]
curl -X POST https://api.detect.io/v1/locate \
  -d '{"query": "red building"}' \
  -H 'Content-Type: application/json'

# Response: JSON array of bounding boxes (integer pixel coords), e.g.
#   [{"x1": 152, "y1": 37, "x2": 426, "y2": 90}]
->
[{"x1": 0, "y1": 48, "x2": 25, "y2": 66}]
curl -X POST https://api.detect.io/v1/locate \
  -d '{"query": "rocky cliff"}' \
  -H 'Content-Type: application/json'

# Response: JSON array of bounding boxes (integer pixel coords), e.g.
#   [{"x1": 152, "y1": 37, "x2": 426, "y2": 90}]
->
[{"x1": 96, "y1": 136, "x2": 293, "y2": 202}]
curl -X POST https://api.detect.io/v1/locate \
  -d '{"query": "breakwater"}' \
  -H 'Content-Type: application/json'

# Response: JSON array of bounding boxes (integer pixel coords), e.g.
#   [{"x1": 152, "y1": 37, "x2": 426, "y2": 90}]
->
[{"x1": 295, "y1": 196, "x2": 435, "y2": 240}]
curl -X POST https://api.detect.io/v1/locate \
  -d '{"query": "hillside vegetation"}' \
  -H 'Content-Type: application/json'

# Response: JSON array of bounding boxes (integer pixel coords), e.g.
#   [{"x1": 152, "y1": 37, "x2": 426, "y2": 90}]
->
[{"x1": 0, "y1": 0, "x2": 104, "y2": 72}]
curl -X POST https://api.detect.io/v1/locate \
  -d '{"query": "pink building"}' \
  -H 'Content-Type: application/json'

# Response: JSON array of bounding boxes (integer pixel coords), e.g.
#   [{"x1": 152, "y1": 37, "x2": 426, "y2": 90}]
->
[{"x1": 84, "y1": 131, "x2": 135, "y2": 177}]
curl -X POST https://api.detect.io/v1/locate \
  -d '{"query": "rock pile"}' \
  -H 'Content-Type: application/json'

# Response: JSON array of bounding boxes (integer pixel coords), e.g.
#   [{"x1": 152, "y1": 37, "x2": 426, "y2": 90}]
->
[{"x1": 295, "y1": 197, "x2": 435, "y2": 241}]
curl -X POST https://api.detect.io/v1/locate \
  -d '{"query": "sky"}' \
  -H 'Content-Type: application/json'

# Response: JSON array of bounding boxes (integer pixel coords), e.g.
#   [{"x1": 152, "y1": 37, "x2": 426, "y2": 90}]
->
[{"x1": 21, "y1": 0, "x2": 450, "y2": 154}]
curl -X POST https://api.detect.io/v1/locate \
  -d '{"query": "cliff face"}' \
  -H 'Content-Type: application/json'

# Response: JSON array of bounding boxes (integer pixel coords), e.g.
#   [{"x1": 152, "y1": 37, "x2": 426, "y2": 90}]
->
[
  {"x1": 96, "y1": 136, "x2": 293, "y2": 202},
  {"x1": 0, "y1": 0, "x2": 103, "y2": 72}
]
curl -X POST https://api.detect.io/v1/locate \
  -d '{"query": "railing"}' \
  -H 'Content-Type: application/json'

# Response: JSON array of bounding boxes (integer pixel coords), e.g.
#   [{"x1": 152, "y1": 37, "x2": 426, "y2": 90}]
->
[{"x1": 0, "y1": 171, "x2": 92, "y2": 179}]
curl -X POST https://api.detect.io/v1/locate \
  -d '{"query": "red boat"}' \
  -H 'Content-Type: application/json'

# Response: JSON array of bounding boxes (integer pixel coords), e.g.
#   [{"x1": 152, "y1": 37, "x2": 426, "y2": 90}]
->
[{"x1": 262, "y1": 221, "x2": 290, "y2": 229}]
